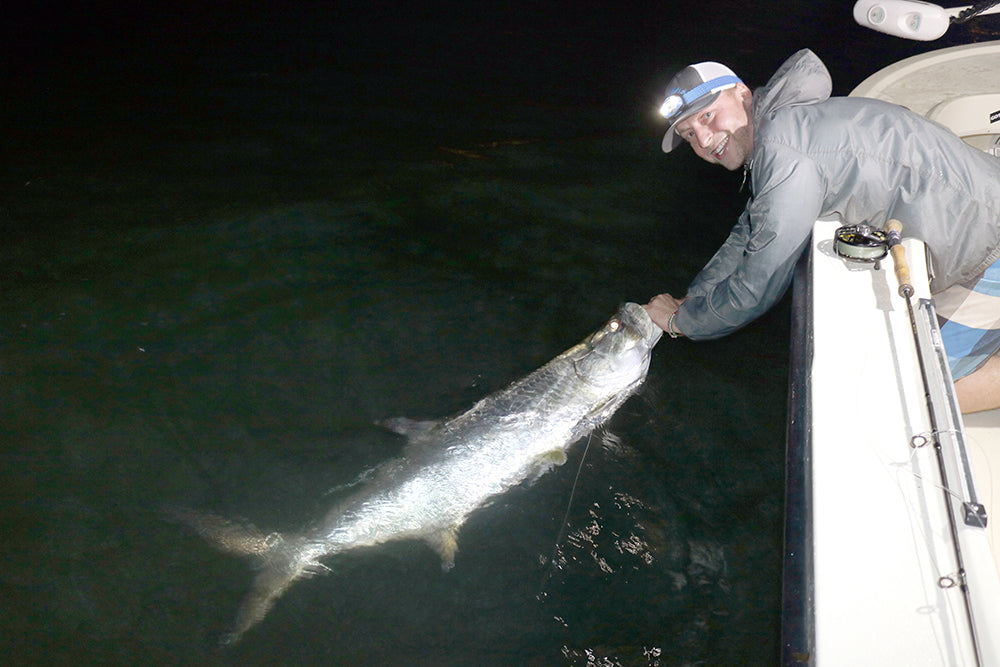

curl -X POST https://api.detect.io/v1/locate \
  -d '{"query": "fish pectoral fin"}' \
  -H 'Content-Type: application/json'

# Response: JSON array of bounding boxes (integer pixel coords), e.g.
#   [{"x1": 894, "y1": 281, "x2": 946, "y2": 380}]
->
[
  {"x1": 302, "y1": 560, "x2": 332, "y2": 577},
  {"x1": 425, "y1": 528, "x2": 460, "y2": 572},
  {"x1": 537, "y1": 449, "x2": 568, "y2": 466},
  {"x1": 524, "y1": 448, "x2": 569, "y2": 484}
]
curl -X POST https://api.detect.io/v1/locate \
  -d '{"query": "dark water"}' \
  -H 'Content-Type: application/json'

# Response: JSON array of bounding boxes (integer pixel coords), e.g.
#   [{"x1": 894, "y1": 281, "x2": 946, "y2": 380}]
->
[{"x1": 3, "y1": 3, "x2": 992, "y2": 665}]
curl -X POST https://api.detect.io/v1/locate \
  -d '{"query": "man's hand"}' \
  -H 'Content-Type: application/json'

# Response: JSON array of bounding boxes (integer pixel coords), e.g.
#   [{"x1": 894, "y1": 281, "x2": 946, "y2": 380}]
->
[{"x1": 644, "y1": 293, "x2": 685, "y2": 335}]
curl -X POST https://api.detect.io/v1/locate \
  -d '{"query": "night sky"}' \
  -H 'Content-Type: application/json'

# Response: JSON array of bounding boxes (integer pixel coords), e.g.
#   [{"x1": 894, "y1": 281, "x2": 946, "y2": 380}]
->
[
  {"x1": 4, "y1": 1, "x2": 964, "y2": 161},
  {"x1": 8, "y1": 0, "x2": 983, "y2": 241}
]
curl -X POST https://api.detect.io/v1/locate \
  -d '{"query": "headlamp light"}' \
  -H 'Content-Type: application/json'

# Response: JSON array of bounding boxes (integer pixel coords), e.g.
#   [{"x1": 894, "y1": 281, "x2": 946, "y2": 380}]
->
[{"x1": 659, "y1": 95, "x2": 684, "y2": 120}]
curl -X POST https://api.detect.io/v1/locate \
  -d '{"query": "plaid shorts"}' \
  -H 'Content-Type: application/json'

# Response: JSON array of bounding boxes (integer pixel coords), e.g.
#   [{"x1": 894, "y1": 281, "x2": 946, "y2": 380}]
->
[{"x1": 936, "y1": 256, "x2": 1000, "y2": 381}]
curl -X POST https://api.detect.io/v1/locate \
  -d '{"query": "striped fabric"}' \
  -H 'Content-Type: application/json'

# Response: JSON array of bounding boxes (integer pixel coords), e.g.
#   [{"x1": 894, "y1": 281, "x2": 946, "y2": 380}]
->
[{"x1": 936, "y1": 257, "x2": 1000, "y2": 381}]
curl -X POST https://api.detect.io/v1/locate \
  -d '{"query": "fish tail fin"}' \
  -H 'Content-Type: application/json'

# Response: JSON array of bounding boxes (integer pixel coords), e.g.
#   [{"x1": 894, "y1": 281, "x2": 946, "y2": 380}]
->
[
  {"x1": 165, "y1": 505, "x2": 281, "y2": 558},
  {"x1": 165, "y1": 506, "x2": 315, "y2": 645},
  {"x1": 219, "y1": 563, "x2": 303, "y2": 646}
]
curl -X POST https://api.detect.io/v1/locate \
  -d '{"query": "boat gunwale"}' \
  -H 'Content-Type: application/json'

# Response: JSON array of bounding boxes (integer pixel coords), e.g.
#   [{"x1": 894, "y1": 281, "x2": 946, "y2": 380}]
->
[{"x1": 782, "y1": 246, "x2": 814, "y2": 666}]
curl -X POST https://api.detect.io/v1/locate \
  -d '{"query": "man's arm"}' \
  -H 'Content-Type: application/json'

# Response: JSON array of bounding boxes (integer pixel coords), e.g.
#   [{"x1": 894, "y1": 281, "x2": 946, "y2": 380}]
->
[{"x1": 675, "y1": 152, "x2": 824, "y2": 339}]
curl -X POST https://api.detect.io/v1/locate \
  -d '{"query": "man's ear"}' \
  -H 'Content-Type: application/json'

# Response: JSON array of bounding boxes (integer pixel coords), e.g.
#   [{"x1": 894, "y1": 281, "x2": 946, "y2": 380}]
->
[{"x1": 737, "y1": 83, "x2": 753, "y2": 114}]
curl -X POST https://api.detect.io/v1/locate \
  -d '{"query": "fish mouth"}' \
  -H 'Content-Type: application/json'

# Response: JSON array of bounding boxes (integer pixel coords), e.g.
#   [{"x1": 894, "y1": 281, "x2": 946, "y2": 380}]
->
[
  {"x1": 572, "y1": 304, "x2": 660, "y2": 385},
  {"x1": 621, "y1": 302, "x2": 663, "y2": 347}
]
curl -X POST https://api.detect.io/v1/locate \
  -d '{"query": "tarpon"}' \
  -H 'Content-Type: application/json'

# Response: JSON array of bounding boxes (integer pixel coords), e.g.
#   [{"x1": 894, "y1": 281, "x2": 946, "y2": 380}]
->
[{"x1": 171, "y1": 302, "x2": 662, "y2": 644}]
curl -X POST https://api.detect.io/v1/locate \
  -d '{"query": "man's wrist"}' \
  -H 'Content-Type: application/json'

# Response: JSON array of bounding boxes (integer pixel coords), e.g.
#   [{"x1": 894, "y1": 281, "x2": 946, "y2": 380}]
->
[{"x1": 666, "y1": 310, "x2": 683, "y2": 338}]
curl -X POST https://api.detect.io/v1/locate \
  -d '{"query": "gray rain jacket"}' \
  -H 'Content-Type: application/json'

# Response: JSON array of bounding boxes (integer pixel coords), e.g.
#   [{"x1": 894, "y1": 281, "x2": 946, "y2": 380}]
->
[{"x1": 676, "y1": 49, "x2": 1000, "y2": 340}]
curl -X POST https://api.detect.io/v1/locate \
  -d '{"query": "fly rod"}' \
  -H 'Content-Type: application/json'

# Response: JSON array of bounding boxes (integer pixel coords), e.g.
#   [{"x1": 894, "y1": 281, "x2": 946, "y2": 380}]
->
[{"x1": 886, "y1": 219, "x2": 983, "y2": 667}]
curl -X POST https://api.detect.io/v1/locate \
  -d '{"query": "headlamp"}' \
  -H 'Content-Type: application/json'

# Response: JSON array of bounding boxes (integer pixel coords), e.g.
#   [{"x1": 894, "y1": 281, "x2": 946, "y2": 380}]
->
[
  {"x1": 659, "y1": 95, "x2": 684, "y2": 119},
  {"x1": 658, "y1": 75, "x2": 743, "y2": 121}
]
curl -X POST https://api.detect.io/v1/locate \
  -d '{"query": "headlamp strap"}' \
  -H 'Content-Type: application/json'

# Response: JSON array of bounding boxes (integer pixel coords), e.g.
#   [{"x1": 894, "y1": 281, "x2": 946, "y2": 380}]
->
[
  {"x1": 662, "y1": 74, "x2": 743, "y2": 120},
  {"x1": 682, "y1": 75, "x2": 742, "y2": 106}
]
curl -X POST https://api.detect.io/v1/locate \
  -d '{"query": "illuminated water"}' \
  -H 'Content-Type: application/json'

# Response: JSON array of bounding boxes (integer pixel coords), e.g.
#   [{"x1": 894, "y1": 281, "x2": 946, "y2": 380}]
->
[{"x1": 2, "y1": 3, "x2": 982, "y2": 665}]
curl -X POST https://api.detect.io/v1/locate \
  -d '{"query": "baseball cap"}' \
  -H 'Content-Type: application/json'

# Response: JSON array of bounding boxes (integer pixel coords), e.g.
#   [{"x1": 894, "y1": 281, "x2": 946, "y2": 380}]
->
[{"x1": 659, "y1": 61, "x2": 742, "y2": 153}]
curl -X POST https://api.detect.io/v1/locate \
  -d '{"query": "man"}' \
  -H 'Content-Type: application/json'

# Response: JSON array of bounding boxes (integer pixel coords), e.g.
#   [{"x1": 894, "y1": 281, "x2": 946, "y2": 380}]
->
[{"x1": 645, "y1": 49, "x2": 1000, "y2": 413}]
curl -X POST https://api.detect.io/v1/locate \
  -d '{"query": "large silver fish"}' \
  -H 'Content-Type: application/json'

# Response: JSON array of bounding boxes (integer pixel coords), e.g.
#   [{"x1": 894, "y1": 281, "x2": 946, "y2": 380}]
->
[{"x1": 172, "y1": 302, "x2": 662, "y2": 644}]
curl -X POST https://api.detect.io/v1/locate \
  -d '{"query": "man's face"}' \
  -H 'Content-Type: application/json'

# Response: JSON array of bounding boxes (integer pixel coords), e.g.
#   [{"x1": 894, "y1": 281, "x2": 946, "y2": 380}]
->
[{"x1": 673, "y1": 85, "x2": 753, "y2": 171}]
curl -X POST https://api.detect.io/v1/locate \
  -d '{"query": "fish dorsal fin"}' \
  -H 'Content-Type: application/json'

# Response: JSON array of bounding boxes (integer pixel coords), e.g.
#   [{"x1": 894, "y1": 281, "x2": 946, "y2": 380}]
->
[{"x1": 378, "y1": 417, "x2": 440, "y2": 441}]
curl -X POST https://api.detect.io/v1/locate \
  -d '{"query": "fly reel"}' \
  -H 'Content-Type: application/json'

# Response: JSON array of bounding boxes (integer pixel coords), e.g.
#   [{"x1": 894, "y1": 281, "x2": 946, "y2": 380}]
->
[{"x1": 834, "y1": 224, "x2": 888, "y2": 263}]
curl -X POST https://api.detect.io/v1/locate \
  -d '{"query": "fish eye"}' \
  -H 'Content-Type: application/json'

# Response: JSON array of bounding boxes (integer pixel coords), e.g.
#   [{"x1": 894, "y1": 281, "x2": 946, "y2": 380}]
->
[{"x1": 608, "y1": 318, "x2": 621, "y2": 332}]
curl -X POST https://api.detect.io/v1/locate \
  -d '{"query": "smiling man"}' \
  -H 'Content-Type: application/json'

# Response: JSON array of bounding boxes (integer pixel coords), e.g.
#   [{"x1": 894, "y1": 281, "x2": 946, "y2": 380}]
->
[
  {"x1": 665, "y1": 63, "x2": 755, "y2": 171},
  {"x1": 645, "y1": 49, "x2": 1000, "y2": 413}
]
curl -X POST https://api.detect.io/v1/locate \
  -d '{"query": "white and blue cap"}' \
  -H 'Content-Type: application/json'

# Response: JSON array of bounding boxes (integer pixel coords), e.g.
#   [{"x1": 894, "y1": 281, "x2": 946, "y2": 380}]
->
[{"x1": 659, "y1": 61, "x2": 742, "y2": 153}]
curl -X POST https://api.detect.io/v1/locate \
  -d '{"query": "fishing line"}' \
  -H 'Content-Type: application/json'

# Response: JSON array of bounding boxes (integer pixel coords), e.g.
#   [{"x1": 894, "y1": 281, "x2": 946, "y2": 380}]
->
[
  {"x1": 879, "y1": 434, "x2": 981, "y2": 621},
  {"x1": 539, "y1": 431, "x2": 594, "y2": 594}
]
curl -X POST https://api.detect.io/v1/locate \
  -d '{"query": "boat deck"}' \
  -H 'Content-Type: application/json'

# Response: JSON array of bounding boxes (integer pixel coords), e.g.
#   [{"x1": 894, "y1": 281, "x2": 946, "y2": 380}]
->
[
  {"x1": 786, "y1": 220, "x2": 1000, "y2": 665},
  {"x1": 782, "y1": 39, "x2": 1000, "y2": 666}
]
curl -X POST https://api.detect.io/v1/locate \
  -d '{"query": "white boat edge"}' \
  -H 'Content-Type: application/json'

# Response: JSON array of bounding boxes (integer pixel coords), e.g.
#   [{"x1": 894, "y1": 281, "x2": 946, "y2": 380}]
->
[{"x1": 782, "y1": 40, "x2": 1000, "y2": 666}]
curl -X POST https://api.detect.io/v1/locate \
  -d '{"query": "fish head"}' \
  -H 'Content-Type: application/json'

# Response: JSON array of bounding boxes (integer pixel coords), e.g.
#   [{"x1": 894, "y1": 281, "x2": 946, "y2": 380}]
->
[{"x1": 573, "y1": 302, "x2": 662, "y2": 391}]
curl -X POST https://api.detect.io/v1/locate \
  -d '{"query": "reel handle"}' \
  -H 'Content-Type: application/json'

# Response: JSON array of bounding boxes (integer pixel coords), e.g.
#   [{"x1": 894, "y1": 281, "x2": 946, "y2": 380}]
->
[{"x1": 886, "y1": 219, "x2": 913, "y2": 298}]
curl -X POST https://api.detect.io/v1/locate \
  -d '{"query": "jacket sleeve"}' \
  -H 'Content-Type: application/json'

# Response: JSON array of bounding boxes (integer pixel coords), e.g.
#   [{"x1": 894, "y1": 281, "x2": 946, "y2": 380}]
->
[{"x1": 676, "y1": 149, "x2": 824, "y2": 339}]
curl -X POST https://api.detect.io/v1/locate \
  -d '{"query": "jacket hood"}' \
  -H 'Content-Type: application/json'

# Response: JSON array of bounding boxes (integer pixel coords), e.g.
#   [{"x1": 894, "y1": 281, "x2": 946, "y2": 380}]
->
[{"x1": 753, "y1": 49, "x2": 832, "y2": 125}]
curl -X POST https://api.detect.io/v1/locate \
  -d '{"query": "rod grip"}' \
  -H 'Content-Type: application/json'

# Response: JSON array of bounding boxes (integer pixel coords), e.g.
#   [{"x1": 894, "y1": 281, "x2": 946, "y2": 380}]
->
[{"x1": 886, "y1": 219, "x2": 913, "y2": 298}]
